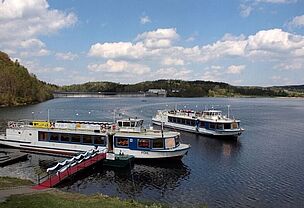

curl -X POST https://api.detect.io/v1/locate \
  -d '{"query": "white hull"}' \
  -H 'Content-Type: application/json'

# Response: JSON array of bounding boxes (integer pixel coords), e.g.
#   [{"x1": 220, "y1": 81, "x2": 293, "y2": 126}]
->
[
  {"x1": 152, "y1": 118, "x2": 243, "y2": 137},
  {"x1": 0, "y1": 130, "x2": 98, "y2": 156},
  {"x1": 113, "y1": 144, "x2": 190, "y2": 159}
]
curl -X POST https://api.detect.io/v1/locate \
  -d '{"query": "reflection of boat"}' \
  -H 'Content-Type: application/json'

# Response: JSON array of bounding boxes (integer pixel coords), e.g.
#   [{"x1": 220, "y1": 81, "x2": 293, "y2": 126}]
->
[
  {"x1": 152, "y1": 109, "x2": 244, "y2": 138},
  {"x1": 63, "y1": 160, "x2": 190, "y2": 196},
  {"x1": 0, "y1": 118, "x2": 190, "y2": 160}
]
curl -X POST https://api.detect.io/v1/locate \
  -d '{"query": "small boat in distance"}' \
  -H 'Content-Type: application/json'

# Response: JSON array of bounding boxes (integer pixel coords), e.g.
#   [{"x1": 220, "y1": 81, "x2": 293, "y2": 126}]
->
[
  {"x1": 152, "y1": 108, "x2": 244, "y2": 138},
  {"x1": 0, "y1": 118, "x2": 190, "y2": 160}
]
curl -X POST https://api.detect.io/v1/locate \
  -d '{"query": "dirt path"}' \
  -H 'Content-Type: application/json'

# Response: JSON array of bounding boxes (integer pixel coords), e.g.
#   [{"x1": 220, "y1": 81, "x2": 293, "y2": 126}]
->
[{"x1": 0, "y1": 186, "x2": 51, "y2": 202}]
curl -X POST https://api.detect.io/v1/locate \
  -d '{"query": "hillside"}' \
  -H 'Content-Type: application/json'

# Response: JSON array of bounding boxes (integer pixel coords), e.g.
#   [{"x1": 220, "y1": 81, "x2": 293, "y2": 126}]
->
[
  {"x1": 0, "y1": 51, "x2": 56, "y2": 107},
  {"x1": 60, "y1": 80, "x2": 302, "y2": 97}
]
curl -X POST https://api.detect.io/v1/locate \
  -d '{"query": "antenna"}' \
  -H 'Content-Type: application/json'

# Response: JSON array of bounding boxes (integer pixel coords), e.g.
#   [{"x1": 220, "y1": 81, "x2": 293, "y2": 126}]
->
[
  {"x1": 47, "y1": 109, "x2": 50, "y2": 123},
  {"x1": 113, "y1": 109, "x2": 116, "y2": 123}
]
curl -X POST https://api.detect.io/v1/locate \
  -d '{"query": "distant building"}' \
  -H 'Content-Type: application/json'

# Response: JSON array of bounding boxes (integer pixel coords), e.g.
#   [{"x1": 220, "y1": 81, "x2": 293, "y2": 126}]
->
[{"x1": 146, "y1": 89, "x2": 167, "y2": 97}]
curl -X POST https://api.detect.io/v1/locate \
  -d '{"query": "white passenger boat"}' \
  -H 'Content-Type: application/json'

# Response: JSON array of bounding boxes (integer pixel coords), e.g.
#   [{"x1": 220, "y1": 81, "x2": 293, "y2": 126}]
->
[
  {"x1": 0, "y1": 118, "x2": 190, "y2": 160},
  {"x1": 152, "y1": 109, "x2": 244, "y2": 138}
]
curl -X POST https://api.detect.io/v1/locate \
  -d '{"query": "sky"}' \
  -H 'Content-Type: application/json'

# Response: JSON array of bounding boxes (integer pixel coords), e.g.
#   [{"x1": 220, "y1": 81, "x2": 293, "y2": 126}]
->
[{"x1": 0, "y1": 0, "x2": 304, "y2": 86}]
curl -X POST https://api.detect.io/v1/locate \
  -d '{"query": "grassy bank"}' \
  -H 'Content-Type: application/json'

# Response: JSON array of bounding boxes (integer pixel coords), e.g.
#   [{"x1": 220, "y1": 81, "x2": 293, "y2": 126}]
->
[
  {"x1": 0, "y1": 177, "x2": 164, "y2": 208},
  {"x1": 0, "y1": 177, "x2": 33, "y2": 189},
  {"x1": 0, "y1": 190, "x2": 164, "y2": 208}
]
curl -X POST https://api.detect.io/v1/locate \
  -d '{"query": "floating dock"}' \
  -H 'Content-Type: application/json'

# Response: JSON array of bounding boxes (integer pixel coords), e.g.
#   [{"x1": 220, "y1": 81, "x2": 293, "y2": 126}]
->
[{"x1": 0, "y1": 152, "x2": 28, "y2": 167}]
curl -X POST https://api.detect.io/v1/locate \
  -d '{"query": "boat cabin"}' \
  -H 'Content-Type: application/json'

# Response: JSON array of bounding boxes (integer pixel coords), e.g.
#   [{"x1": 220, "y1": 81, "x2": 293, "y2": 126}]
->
[{"x1": 203, "y1": 110, "x2": 222, "y2": 117}]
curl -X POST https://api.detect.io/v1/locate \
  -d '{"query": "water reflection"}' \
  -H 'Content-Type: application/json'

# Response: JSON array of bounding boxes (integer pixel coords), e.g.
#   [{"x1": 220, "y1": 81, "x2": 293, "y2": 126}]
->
[{"x1": 60, "y1": 160, "x2": 190, "y2": 199}]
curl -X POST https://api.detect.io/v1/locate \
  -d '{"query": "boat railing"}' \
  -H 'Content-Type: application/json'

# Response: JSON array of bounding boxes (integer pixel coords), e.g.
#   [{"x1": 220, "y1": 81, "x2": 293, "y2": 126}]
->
[{"x1": 7, "y1": 120, "x2": 30, "y2": 129}]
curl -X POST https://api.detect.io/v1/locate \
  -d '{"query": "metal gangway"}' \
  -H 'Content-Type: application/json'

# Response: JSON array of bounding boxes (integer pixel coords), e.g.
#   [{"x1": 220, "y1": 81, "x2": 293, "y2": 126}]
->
[{"x1": 33, "y1": 148, "x2": 107, "y2": 190}]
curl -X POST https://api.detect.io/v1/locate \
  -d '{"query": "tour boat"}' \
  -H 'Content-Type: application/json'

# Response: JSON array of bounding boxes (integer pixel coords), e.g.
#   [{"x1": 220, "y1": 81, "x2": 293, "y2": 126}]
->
[
  {"x1": 152, "y1": 108, "x2": 244, "y2": 138},
  {"x1": 0, "y1": 118, "x2": 190, "y2": 160}
]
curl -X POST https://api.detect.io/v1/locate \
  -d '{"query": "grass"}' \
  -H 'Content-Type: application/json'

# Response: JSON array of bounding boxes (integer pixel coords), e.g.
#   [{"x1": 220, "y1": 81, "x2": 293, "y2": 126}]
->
[
  {"x1": 0, "y1": 177, "x2": 33, "y2": 189},
  {"x1": 0, "y1": 190, "x2": 164, "y2": 208}
]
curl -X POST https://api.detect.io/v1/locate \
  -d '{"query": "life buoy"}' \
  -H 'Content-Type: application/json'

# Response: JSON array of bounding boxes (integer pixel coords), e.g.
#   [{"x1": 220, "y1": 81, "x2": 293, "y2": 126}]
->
[
  {"x1": 50, "y1": 122, "x2": 55, "y2": 129},
  {"x1": 112, "y1": 124, "x2": 116, "y2": 131},
  {"x1": 101, "y1": 124, "x2": 106, "y2": 132}
]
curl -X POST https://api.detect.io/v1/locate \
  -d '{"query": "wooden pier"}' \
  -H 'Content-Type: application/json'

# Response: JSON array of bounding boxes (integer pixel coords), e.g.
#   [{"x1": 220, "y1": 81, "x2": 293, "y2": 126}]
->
[
  {"x1": 33, "y1": 152, "x2": 106, "y2": 190},
  {"x1": 0, "y1": 152, "x2": 28, "y2": 167}
]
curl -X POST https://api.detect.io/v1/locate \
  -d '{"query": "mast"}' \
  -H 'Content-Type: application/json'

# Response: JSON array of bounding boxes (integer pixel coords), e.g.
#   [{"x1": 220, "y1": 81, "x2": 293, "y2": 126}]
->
[{"x1": 227, "y1": 105, "x2": 230, "y2": 118}]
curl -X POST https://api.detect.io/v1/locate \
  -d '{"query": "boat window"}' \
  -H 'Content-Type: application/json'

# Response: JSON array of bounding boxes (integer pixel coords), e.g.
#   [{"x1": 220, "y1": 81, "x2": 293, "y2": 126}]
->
[
  {"x1": 38, "y1": 132, "x2": 48, "y2": 141},
  {"x1": 60, "y1": 134, "x2": 70, "y2": 142},
  {"x1": 94, "y1": 136, "x2": 106, "y2": 145},
  {"x1": 224, "y1": 123, "x2": 231, "y2": 129},
  {"x1": 232, "y1": 122, "x2": 238, "y2": 129},
  {"x1": 209, "y1": 123, "x2": 216, "y2": 129},
  {"x1": 185, "y1": 119, "x2": 191, "y2": 125},
  {"x1": 83, "y1": 135, "x2": 93, "y2": 144},
  {"x1": 172, "y1": 117, "x2": 176, "y2": 123},
  {"x1": 177, "y1": 118, "x2": 181, "y2": 124},
  {"x1": 168, "y1": 116, "x2": 173, "y2": 122},
  {"x1": 200, "y1": 122, "x2": 205, "y2": 128},
  {"x1": 138, "y1": 139, "x2": 150, "y2": 149},
  {"x1": 165, "y1": 137, "x2": 175, "y2": 149},
  {"x1": 50, "y1": 133, "x2": 59, "y2": 142},
  {"x1": 118, "y1": 121, "x2": 122, "y2": 127},
  {"x1": 152, "y1": 138, "x2": 164, "y2": 149},
  {"x1": 123, "y1": 122, "x2": 130, "y2": 127},
  {"x1": 131, "y1": 121, "x2": 135, "y2": 127},
  {"x1": 217, "y1": 124, "x2": 223, "y2": 129},
  {"x1": 71, "y1": 134, "x2": 81, "y2": 143},
  {"x1": 175, "y1": 136, "x2": 180, "y2": 146},
  {"x1": 139, "y1": 120, "x2": 144, "y2": 126},
  {"x1": 190, "y1": 120, "x2": 195, "y2": 126},
  {"x1": 116, "y1": 137, "x2": 129, "y2": 147}
]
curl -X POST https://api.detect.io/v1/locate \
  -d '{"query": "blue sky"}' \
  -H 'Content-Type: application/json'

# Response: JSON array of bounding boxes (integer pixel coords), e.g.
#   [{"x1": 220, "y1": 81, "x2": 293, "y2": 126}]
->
[{"x1": 0, "y1": 0, "x2": 304, "y2": 86}]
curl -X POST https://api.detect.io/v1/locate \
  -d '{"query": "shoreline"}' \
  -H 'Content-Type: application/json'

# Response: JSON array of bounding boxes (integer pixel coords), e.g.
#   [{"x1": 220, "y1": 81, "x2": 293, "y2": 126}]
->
[{"x1": 0, "y1": 176, "x2": 168, "y2": 208}]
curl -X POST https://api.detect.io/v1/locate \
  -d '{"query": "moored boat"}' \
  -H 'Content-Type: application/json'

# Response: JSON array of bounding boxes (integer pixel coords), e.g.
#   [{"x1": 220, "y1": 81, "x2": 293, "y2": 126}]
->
[
  {"x1": 0, "y1": 118, "x2": 190, "y2": 160},
  {"x1": 152, "y1": 108, "x2": 244, "y2": 138}
]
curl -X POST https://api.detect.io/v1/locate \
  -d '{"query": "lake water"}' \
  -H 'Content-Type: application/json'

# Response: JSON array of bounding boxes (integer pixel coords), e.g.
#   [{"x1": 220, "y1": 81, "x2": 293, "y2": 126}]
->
[{"x1": 0, "y1": 97, "x2": 303, "y2": 207}]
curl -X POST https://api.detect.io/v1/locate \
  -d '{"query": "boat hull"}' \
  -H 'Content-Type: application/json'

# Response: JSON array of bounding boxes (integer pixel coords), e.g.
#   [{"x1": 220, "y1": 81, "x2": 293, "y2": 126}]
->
[{"x1": 152, "y1": 118, "x2": 243, "y2": 138}]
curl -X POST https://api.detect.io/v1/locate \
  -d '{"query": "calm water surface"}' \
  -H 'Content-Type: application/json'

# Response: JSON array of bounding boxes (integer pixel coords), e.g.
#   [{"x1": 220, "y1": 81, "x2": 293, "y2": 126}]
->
[{"x1": 0, "y1": 97, "x2": 303, "y2": 207}]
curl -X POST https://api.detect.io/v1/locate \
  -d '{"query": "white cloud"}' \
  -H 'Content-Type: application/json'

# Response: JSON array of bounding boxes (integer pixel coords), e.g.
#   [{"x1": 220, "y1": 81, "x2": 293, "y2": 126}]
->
[
  {"x1": 20, "y1": 38, "x2": 45, "y2": 48},
  {"x1": 240, "y1": 4, "x2": 253, "y2": 17},
  {"x1": 226, "y1": 65, "x2": 245, "y2": 74},
  {"x1": 240, "y1": 0, "x2": 297, "y2": 17},
  {"x1": 153, "y1": 67, "x2": 192, "y2": 80},
  {"x1": 88, "y1": 60, "x2": 150, "y2": 75},
  {"x1": 274, "y1": 61, "x2": 303, "y2": 70},
  {"x1": 271, "y1": 75, "x2": 292, "y2": 85},
  {"x1": 56, "y1": 52, "x2": 78, "y2": 61},
  {"x1": 287, "y1": 15, "x2": 304, "y2": 29},
  {"x1": 255, "y1": 0, "x2": 296, "y2": 3},
  {"x1": 22, "y1": 59, "x2": 65, "y2": 73},
  {"x1": 136, "y1": 28, "x2": 179, "y2": 48},
  {"x1": 18, "y1": 38, "x2": 50, "y2": 57},
  {"x1": 87, "y1": 28, "x2": 304, "y2": 84},
  {"x1": 140, "y1": 15, "x2": 151, "y2": 24},
  {"x1": 88, "y1": 42, "x2": 146, "y2": 59},
  {"x1": 0, "y1": 0, "x2": 77, "y2": 57},
  {"x1": 162, "y1": 57, "x2": 185, "y2": 66}
]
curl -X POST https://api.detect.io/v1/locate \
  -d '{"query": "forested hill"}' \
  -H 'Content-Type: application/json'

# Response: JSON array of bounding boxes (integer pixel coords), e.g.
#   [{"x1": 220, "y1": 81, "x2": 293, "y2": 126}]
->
[
  {"x1": 60, "y1": 80, "x2": 303, "y2": 97},
  {"x1": 0, "y1": 51, "x2": 56, "y2": 107}
]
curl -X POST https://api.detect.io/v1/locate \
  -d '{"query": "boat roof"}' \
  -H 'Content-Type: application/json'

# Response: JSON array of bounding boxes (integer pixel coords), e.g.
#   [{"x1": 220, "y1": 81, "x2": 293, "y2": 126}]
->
[
  {"x1": 116, "y1": 118, "x2": 143, "y2": 122},
  {"x1": 203, "y1": 110, "x2": 222, "y2": 113}
]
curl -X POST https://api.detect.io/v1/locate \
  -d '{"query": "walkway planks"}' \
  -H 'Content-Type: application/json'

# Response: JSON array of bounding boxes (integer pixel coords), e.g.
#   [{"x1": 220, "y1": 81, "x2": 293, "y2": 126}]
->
[{"x1": 0, "y1": 153, "x2": 28, "y2": 167}]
